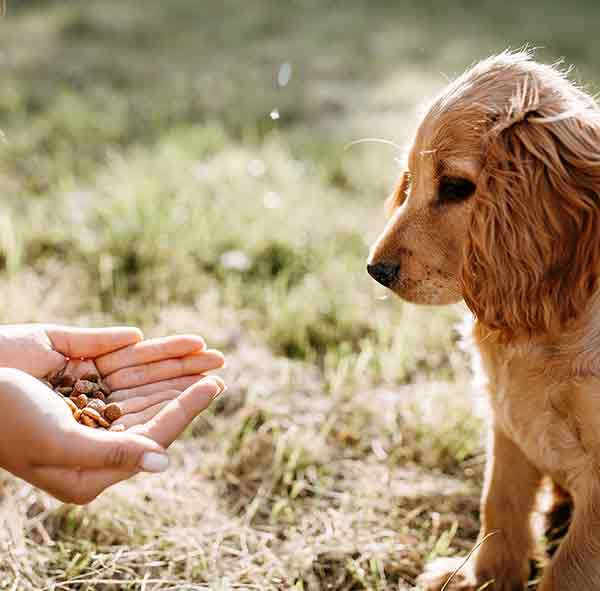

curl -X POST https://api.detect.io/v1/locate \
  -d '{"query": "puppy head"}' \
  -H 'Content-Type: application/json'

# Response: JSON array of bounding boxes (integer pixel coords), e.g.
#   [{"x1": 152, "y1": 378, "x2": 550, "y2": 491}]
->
[{"x1": 368, "y1": 51, "x2": 600, "y2": 335}]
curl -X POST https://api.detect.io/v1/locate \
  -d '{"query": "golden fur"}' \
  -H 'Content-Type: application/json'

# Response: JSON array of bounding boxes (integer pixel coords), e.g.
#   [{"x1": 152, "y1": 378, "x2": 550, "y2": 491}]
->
[{"x1": 368, "y1": 51, "x2": 600, "y2": 590}]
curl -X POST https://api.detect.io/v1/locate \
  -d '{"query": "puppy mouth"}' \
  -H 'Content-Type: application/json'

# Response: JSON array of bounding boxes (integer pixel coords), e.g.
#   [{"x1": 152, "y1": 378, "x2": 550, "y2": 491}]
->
[
  {"x1": 367, "y1": 253, "x2": 462, "y2": 304},
  {"x1": 390, "y1": 282, "x2": 459, "y2": 305},
  {"x1": 378, "y1": 269, "x2": 461, "y2": 305}
]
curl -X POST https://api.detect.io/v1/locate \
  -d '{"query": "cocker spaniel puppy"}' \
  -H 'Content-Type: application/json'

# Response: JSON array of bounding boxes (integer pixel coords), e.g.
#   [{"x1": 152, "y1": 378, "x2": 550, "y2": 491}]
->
[{"x1": 367, "y1": 51, "x2": 600, "y2": 591}]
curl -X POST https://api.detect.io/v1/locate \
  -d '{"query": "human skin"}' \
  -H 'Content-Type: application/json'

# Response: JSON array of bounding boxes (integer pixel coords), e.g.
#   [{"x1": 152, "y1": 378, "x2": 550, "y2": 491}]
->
[{"x1": 0, "y1": 324, "x2": 226, "y2": 503}]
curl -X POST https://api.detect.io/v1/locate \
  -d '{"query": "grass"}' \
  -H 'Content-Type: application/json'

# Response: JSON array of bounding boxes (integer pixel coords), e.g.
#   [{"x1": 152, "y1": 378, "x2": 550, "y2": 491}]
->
[{"x1": 1, "y1": 0, "x2": 599, "y2": 588}]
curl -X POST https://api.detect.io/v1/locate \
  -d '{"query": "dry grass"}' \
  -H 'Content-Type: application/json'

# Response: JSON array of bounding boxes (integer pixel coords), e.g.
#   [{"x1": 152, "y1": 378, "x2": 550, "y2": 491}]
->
[
  {"x1": 0, "y1": 279, "x2": 482, "y2": 590},
  {"x1": 1, "y1": 0, "x2": 599, "y2": 588}
]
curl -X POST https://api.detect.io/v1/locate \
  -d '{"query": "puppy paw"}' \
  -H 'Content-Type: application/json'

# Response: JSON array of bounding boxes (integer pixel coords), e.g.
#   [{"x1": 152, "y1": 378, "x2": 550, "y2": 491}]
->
[
  {"x1": 417, "y1": 556, "x2": 528, "y2": 591},
  {"x1": 416, "y1": 557, "x2": 478, "y2": 591}
]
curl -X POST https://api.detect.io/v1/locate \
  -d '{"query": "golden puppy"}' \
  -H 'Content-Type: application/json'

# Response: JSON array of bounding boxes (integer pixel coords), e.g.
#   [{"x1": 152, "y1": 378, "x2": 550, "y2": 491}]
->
[{"x1": 367, "y1": 51, "x2": 600, "y2": 591}]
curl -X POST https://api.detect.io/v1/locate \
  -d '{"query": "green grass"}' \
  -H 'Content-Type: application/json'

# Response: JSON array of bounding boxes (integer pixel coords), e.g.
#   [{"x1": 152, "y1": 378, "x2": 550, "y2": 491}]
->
[{"x1": 1, "y1": 0, "x2": 599, "y2": 588}]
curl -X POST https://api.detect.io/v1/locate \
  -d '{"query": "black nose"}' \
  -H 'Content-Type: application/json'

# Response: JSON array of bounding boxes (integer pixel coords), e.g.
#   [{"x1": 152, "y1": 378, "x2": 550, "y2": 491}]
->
[{"x1": 367, "y1": 261, "x2": 400, "y2": 287}]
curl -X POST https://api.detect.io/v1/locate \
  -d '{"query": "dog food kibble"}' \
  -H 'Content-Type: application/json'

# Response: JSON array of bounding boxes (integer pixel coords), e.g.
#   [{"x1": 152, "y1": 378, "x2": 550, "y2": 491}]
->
[
  {"x1": 58, "y1": 375, "x2": 76, "y2": 388},
  {"x1": 86, "y1": 398, "x2": 106, "y2": 414},
  {"x1": 74, "y1": 380, "x2": 98, "y2": 395},
  {"x1": 82, "y1": 407, "x2": 111, "y2": 428},
  {"x1": 81, "y1": 414, "x2": 98, "y2": 428},
  {"x1": 45, "y1": 368, "x2": 123, "y2": 430},
  {"x1": 80, "y1": 372, "x2": 100, "y2": 383},
  {"x1": 72, "y1": 394, "x2": 89, "y2": 409},
  {"x1": 56, "y1": 386, "x2": 74, "y2": 396},
  {"x1": 104, "y1": 403, "x2": 122, "y2": 422}
]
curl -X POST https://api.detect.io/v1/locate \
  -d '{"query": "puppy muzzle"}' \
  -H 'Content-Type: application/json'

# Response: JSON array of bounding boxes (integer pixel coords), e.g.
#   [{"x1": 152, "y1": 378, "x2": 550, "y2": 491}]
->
[{"x1": 366, "y1": 261, "x2": 400, "y2": 287}]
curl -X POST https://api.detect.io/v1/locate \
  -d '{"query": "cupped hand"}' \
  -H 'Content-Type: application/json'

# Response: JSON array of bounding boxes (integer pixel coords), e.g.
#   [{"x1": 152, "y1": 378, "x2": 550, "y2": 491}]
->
[
  {"x1": 0, "y1": 324, "x2": 144, "y2": 378},
  {"x1": 0, "y1": 368, "x2": 225, "y2": 504},
  {"x1": 96, "y1": 334, "x2": 226, "y2": 419},
  {"x1": 0, "y1": 325, "x2": 225, "y2": 419}
]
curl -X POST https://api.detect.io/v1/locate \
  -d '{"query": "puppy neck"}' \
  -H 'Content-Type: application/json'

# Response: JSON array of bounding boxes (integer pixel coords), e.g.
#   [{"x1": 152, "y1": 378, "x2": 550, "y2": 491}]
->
[
  {"x1": 549, "y1": 289, "x2": 600, "y2": 378},
  {"x1": 470, "y1": 289, "x2": 600, "y2": 379}
]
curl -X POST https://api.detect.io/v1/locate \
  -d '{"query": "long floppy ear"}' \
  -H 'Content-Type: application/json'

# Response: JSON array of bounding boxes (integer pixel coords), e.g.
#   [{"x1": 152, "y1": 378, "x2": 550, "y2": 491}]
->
[
  {"x1": 384, "y1": 171, "x2": 410, "y2": 217},
  {"x1": 461, "y1": 107, "x2": 600, "y2": 337}
]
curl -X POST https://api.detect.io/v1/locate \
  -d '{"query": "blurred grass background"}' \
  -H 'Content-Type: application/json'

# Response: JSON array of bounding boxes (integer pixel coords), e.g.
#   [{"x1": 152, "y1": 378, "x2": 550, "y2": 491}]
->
[{"x1": 0, "y1": 1, "x2": 598, "y2": 589}]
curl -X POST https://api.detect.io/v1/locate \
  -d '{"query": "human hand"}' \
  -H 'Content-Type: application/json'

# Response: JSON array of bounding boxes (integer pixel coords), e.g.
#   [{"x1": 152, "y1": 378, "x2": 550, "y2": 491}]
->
[
  {"x1": 96, "y1": 333, "x2": 226, "y2": 426},
  {"x1": 0, "y1": 368, "x2": 225, "y2": 504},
  {"x1": 0, "y1": 325, "x2": 225, "y2": 424},
  {"x1": 0, "y1": 324, "x2": 144, "y2": 378}
]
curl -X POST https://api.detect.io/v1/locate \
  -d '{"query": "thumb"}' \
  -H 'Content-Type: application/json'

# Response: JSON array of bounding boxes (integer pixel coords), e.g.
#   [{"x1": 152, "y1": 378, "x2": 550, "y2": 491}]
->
[
  {"x1": 49, "y1": 425, "x2": 170, "y2": 473},
  {"x1": 46, "y1": 325, "x2": 143, "y2": 359}
]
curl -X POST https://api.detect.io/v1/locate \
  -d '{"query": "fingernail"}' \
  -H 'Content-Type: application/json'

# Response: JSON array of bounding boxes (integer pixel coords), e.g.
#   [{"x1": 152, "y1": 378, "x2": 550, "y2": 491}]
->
[
  {"x1": 140, "y1": 452, "x2": 169, "y2": 473},
  {"x1": 202, "y1": 376, "x2": 226, "y2": 398}
]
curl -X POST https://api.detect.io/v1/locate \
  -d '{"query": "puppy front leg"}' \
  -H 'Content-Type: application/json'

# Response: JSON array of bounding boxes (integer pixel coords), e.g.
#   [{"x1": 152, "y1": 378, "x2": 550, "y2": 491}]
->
[
  {"x1": 537, "y1": 476, "x2": 600, "y2": 591},
  {"x1": 419, "y1": 425, "x2": 541, "y2": 591},
  {"x1": 472, "y1": 426, "x2": 542, "y2": 589}
]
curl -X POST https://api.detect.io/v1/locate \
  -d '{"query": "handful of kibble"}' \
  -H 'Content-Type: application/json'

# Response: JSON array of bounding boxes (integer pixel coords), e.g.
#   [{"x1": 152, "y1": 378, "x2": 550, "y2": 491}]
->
[{"x1": 45, "y1": 368, "x2": 124, "y2": 431}]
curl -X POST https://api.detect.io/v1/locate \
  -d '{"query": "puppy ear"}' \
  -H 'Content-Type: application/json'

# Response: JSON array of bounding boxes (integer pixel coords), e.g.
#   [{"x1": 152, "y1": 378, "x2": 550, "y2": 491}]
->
[
  {"x1": 461, "y1": 109, "x2": 600, "y2": 336},
  {"x1": 384, "y1": 171, "x2": 410, "y2": 217}
]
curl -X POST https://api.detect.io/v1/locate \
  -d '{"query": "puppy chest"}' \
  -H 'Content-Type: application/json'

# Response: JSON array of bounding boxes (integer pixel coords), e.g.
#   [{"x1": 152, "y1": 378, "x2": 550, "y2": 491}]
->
[{"x1": 485, "y1": 361, "x2": 582, "y2": 482}]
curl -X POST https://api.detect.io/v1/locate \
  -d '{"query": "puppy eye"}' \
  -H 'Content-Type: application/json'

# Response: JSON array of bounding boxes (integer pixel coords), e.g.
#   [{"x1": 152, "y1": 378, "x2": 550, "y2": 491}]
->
[{"x1": 437, "y1": 176, "x2": 475, "y2": 204}]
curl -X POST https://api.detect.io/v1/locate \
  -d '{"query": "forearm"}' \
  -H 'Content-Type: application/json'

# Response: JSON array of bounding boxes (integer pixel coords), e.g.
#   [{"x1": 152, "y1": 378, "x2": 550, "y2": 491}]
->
[{"x1": 0, "y1": 367, "x2": 56, "y2": 472}]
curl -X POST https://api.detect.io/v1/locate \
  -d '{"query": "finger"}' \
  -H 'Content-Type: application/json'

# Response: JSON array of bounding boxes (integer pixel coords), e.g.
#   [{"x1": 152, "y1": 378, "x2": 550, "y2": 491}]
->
[
  {"x1": 132, "y1": 377, "x2": 225, "y2": 448},
  {"x1": 43, "y1": 424, "x2": 169, "y2": 473},
  {"x1": 118, "y1": 390, "x2": 181, "y2": 415},
  {"x1": 110, "y1": 390, "x2": 181, "y2": 423},
  {"x1": 46, "y1": 326, "x2": 143, "y2": 359},
  {"x1": 112, "y1": 400, "x2": 173, "y2": 429},
  {"x1": 44, "y1": 351, "x2": 68, "y2": 378},
  {"x1": 29, "y1": 465, "x2": 134, "y2": 505},
  {"x1": 105, "y1": 349, "x2": 225, "y2": 391},
  {"x1": 95, "y1": 335, "x2": 206, "y2": 377},
  {"x1": 109, "y1": 375, "x2": 205, "y2": 402}
]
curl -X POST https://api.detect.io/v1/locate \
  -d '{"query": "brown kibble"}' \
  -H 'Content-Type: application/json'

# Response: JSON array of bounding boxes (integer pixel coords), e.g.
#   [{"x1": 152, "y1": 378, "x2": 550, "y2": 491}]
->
[
  {"x1": 47, "y1": 368, "x2": 65, "y2": 387},
  {"x1": 75, "y1": 380, "x2": 99, "y2": 394},
  {"x1": 82, "y1": 407, "x2": 110, "y2": 428},
  {"x1": 82, "y1": 407, "x2": 102, "y2": 421},
  {"x1": 57, "y1": 374, "x2": 76, "y2": 388},
  {"x1": 104, "y1": 403, "x2": 122, "y2": 422},
  {"x1": 81, "y1": 371, "x2": 100, "y2": 383},
  {"x1": 86, "y1": 398, "x2": 106, "y2": 414},
  {"x1": 72, "y1": 394, "x2": 88, "y2": 409},
  {"x1": 63, "y1": 397, "x2": 78, "y2": 414},
  {"x1": 46, "y1": 366, "x2": 115, "y2": 428},
  {"x1": 95, "y1": 415, "x2": 110, "y2": 428},
  {"x1": 56, "y1": 386, "x2": 74, "y2": 396},
  {"x1": 92, "y1": 391, "x2": 107, "y2": 403},
  {"x1": 109, "y1": 424, "x2": 125, "y2": 432},
  {"x1": 81, "y1": 415, "x2": 98, "y2": 428}
]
